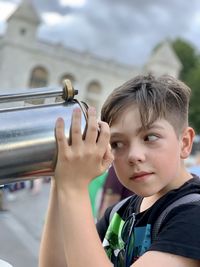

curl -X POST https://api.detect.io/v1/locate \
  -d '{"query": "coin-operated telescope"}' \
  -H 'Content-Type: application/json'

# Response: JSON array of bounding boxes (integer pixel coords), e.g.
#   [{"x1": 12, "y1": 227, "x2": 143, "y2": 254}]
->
[{"x1": 0, "y1": 80, "x2": 88, "y2": 185}]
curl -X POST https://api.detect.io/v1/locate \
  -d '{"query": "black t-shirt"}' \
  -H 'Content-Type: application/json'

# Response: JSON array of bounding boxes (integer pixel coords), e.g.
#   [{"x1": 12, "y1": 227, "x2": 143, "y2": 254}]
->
[{"x1": 96, "y1": 176, "x2": 200, "y2": 265}]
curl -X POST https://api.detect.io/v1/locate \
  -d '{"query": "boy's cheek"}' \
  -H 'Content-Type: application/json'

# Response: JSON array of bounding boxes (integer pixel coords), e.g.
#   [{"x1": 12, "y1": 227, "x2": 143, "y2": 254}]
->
[{"x1": 112, "y1": 158, "x2": 123, "y2": 170}]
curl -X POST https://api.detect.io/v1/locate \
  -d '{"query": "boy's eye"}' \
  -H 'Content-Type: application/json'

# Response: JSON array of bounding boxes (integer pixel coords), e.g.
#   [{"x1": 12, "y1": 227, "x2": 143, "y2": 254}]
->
[
  {"x1": 144, "y1": 134, "x2": 158, "y2": 142},
  {"x1": 110, "y1": 141, "x2": 124, "y2": 149}
]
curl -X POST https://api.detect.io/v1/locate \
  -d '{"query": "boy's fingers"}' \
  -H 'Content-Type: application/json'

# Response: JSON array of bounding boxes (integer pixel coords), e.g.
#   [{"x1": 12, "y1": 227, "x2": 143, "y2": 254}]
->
[
  {"x1": 85, "y1": 107, "x2": 98, "y2": 144},
  {"x1": 71, "y1": 108, "x2": 82, "y2": 146},
  {"x1": 55, "y1": 117, "x2": 69, "y2": 157},
  {"x1": 96, "y1": 121, "x2": 111, "y2": 154}
]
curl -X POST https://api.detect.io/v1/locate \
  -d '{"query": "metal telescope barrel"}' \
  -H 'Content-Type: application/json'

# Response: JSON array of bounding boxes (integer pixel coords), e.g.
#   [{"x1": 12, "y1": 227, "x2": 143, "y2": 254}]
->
[
  {"x1": 0, "y1": 79, "x2": 78, "y2": 103},
  {"x1": 0, "y1": 80, "x2": 88, "y2": 185},
  {"x1": 0, "y1": 87, "x2": 65, "y2": 103}
]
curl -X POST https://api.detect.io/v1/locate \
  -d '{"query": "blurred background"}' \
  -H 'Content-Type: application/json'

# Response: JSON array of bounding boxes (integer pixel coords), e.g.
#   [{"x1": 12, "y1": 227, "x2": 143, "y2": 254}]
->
[{"x1": 0, "y1": 0, "x2": 200, "y2": 266}]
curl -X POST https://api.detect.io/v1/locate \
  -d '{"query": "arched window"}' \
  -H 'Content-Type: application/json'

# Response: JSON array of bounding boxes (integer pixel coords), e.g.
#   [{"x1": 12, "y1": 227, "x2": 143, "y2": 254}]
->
[
  {"x1": 87, "y1": 81, "x2": 102, "y2": 94},
  {"x1": 29, "y1": 66, "x2": 48, "y2": 88},
  {"x1": 84, "y1": 80, "x2": 102, "y2": 113},
  {"x1": 26, "y1": 66, "x2": 49, "y2": 105}
]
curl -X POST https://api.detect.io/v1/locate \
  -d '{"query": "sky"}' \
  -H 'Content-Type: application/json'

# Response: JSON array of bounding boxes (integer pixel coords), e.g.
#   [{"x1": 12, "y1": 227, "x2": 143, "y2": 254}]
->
[{"x1": 0, "y1": 0, "x2": 200, "y2": 66}]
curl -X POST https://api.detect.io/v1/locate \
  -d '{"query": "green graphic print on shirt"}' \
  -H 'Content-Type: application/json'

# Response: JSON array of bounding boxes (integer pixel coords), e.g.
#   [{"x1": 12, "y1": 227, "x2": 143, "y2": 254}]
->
[{"x1": 102, "y1": 212, "x2": 151, "y2": 264}]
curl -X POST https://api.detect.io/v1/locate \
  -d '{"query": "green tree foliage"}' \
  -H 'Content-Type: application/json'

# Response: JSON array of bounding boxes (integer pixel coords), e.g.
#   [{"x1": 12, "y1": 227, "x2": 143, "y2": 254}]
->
[
  {"x1": 171, "y1": 38, "x2": 200, "y2": 134},
  {"x1": 172, "y1": 38, "x2": 199, "y2": 80},
  {"x1": 185, "y1": 65, "x2": 200, "y2": 133}
]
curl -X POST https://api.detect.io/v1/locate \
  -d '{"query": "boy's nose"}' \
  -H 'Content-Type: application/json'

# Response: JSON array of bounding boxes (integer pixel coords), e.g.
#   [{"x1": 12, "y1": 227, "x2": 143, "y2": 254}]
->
[{"x1": 127, "y1": 145, "x2": 145, "y2": 165}]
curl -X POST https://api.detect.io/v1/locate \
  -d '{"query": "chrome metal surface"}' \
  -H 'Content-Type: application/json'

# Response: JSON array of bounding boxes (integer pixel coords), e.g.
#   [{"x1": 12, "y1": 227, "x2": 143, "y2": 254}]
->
[
  {"x1": 0, "y1": 87, "x2": 64, "y2": 103},
  {"x1": 0, "y1": 79, "x2": 78, "y2": 103},
  {"x1": 0, "y1": 101, "x2": 87, "y2": 185}
]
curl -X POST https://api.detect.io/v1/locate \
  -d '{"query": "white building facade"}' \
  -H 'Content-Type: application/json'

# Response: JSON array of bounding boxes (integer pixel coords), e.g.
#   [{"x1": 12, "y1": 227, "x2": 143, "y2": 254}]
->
[{"x1": 0, "y1": 0, "x2": 182, "y2": 114}]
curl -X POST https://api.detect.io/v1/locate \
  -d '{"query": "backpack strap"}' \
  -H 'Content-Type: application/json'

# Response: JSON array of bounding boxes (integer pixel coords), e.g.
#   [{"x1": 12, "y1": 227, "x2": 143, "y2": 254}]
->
[
  {"x1": 109, "y1": 196, "x2": 132, "y2": 222},
  {"x1": 152, "y1": 193, "x2": 200, "y2": 242}
]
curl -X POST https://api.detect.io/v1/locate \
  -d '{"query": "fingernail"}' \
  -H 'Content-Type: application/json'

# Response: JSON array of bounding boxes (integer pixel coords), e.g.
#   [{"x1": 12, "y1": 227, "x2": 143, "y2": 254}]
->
[
  {"x1": 56, "y1": 117, "x2": 63, "y2": 126},
  {"x1": 73, "y1": 107, "x2": 81, "y2": 113}
]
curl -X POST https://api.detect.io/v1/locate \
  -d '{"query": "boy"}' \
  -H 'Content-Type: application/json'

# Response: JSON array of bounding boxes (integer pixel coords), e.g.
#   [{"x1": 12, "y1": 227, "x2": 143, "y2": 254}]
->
[{"x1": 39, "y1": 74, "x2": 200, "y2": 267}]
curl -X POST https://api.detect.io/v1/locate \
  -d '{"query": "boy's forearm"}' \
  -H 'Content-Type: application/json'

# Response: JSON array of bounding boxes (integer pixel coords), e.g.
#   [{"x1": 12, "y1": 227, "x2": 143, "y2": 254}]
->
[
  {"x1": 39, "y1": 179, "x2": 67, "y2": 267},
  {"x1": 57, "y1": 187, "x2": 112, "y2": 267}
]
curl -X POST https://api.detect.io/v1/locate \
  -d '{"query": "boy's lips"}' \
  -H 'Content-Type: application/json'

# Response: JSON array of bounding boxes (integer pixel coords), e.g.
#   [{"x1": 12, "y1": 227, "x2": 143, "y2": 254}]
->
[{"x1": 130, "y1": 171, "x2": 154, "y2": 181}]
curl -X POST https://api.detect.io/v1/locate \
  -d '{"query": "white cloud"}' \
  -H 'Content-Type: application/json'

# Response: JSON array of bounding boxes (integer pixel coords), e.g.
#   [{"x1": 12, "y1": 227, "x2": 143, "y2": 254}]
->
[
  {"x1": 42, "y1": 12, "x2": 64, "y2": 25},
  {"x1": 0, "y1": 2, "x2": 16, "y2": 21},
  {"x1": 59, "y1": 0, "x2": 86, "y2": 7},
  {"x1": 1, "y1": 0, "x2": 200, "y2": 65}
]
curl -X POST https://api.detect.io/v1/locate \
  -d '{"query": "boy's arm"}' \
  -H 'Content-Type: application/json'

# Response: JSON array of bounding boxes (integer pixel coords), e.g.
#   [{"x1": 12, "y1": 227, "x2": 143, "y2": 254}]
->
[
  {"x1": 131, "y1": 251, "x2": 199, "y2": 267},
  {"x1": 39, "y1": 179, "x2": 67, "y2": 267},
  {"x1": 53, "y1": 107, "x2": 114, "y2": 267},
  {"x1": 57, "y1": 186, "x2": 112, "y2": 267}
]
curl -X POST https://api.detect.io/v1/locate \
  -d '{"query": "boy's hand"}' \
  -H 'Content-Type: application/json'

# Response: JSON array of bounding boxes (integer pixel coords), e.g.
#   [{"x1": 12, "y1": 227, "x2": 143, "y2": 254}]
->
[{"x1": 54, "y1": 107, "x2": 113, "y2": 194}]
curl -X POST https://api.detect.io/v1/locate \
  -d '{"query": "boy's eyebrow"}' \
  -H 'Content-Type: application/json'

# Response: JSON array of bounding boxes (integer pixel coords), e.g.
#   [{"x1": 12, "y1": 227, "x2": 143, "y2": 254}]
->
[
  {"x1": 136, "y1": 124, "x2": 165, "y2": 135},
  {"x1": 110, "y1": 132, "x2": 124, "y2": 139},
  {"x1": 146, "y1": 123, "x2": 165, "y2": 130},
  {"x1": 110, "y1": 123, "x2": 165, "y2": 138}
]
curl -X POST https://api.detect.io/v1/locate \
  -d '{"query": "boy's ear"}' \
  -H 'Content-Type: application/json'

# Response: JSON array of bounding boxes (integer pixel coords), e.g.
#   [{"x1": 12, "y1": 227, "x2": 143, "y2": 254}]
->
[{"x1": 180, "y1": 127, "x2": 195, "y2": 159}]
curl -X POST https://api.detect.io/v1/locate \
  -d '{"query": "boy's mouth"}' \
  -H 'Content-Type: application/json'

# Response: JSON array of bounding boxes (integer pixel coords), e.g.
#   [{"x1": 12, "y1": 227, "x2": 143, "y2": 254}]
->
[{"x1": 130, "y1": 171, "x2": 154, "y2": 181}]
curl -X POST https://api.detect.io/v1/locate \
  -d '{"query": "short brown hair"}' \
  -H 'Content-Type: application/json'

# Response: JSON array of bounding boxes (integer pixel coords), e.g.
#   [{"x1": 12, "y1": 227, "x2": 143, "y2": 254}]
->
[{"x1": 101, "y1": 74, "x2": 191, "y2": 135}]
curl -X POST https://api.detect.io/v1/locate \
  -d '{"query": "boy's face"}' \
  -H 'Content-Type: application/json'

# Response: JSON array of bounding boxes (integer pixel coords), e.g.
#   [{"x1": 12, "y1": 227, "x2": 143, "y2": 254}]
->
[{"x1": 110, "y1": 105, "x2": 192, "y2": 198}]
